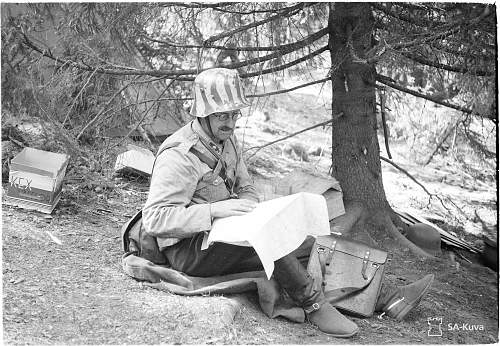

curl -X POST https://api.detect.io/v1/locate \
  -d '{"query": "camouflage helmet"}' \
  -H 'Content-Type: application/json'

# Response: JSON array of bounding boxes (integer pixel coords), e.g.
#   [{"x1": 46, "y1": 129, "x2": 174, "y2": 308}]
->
[{"x1": 190, "y1": 68, "x2": 250, "y2": 118}]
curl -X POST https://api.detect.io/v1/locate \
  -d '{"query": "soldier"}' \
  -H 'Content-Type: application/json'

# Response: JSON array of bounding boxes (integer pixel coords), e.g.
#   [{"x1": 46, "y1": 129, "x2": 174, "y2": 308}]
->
[{"x1": 141, "y1": 68, "x2": 434, "y2": 338}]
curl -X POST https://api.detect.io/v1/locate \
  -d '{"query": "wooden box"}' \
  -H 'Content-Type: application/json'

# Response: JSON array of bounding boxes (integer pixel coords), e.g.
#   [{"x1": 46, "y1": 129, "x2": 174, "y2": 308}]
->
[
  {"x1": 257, "y1": 170, "x2": 345, "y2": 221},
  {"x1": 5, "y1": 147, "x2": 69, "y2": 213}
]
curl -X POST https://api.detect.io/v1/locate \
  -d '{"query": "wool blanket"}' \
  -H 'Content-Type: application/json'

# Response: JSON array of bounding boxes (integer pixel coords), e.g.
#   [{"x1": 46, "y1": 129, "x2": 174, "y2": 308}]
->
[{"x1": 122, "y1": 253, "x2": 306, "y2": 322}]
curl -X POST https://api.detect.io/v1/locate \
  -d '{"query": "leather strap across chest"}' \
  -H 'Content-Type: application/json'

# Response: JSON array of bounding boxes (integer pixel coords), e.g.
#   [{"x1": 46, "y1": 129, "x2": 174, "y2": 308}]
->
[{"x1": 154, "y1": 137, "x2": 237, "y2": 197}]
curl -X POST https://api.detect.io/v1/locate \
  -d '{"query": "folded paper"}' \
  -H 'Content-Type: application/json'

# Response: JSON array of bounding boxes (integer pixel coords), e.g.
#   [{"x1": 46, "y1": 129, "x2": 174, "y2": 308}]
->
[{"x1": 202, "y1": 192, "x2": 331, "y2": 278}]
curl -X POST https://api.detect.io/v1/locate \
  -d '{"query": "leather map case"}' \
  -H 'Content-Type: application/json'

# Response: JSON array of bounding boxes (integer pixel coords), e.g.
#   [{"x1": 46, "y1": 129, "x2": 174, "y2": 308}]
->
[{"x1": 307, "y1": 235, "x2": 388, "y2": 317}]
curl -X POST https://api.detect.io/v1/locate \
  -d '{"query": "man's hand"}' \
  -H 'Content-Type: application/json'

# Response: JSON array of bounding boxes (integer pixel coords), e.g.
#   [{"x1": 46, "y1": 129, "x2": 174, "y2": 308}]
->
[{"x1": 210, "y1": 199, "x2": 257, "y2": 218}]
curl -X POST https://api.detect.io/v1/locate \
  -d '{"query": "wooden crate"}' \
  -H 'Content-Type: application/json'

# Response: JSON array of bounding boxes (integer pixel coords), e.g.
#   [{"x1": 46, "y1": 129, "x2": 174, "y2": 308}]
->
[{"x1": 5, "y1": 147, "x2": 69, "y2": 214}]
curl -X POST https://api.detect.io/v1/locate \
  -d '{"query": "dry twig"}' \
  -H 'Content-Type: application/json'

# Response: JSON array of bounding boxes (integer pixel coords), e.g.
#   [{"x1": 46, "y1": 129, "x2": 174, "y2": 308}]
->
[{"x1": 244, "y1": 114, "x2": 342, "y2": 159}]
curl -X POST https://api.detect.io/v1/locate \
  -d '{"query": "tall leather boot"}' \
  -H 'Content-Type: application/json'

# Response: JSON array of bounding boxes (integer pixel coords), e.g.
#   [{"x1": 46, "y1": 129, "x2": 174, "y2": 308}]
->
[
  {"x1": 375, "y1": 274, "x2": 434, "y2": 320},
  {"x1": 273, "y1": 254, "x2": 359, "y2": 338}
]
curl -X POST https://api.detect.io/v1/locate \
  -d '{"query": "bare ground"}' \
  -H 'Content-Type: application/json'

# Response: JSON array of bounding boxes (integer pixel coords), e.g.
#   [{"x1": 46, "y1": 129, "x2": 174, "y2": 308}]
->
[{"x1": 3, "y1": 91, "x2": 498, "y2": 344}]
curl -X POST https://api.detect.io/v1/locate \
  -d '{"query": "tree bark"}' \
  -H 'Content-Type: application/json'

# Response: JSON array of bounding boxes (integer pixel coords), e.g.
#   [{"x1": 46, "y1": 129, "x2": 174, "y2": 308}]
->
[
  {"x1": 328, "y1": 3, "x2": 432, "y2": 258},
  {"x1": 328, "y1": 3, "x2": 389, "y2": 210}
]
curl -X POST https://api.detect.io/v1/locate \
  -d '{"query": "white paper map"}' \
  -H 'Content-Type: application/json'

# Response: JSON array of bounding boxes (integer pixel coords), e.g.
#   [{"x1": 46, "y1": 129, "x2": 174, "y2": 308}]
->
[{"x1": 202, "y1": 192, "x2": 331, "y2": 278}]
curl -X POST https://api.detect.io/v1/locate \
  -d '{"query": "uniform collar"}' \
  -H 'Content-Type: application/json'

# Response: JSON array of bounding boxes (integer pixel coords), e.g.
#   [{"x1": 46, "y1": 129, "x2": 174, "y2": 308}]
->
[{"x1": 192, "y1": 119, "x2": 225, "y2": 154}]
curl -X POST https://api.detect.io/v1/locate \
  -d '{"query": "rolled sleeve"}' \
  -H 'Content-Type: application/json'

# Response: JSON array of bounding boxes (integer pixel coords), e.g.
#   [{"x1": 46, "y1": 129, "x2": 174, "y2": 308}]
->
[{"x1": 142, "y1": 148, "x2": 212, "y2": 239}]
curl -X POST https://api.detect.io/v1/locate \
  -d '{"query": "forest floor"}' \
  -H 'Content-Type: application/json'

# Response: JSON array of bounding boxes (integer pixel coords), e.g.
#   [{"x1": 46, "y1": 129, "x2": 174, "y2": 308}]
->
[{"x1": 2, "y1": 90, "x2": 498, "y2": 345}]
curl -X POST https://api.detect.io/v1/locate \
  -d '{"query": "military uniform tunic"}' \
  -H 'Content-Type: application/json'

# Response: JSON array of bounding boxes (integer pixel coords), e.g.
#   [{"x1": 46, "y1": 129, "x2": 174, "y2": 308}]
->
[{"x1": 142, "y1": 119, "x2": 259, "y2": 252}]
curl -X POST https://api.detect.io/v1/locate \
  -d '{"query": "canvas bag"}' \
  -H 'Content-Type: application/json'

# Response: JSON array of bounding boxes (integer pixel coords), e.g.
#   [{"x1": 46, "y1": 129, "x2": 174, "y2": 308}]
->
[
  {"x1": 122, "y1": 210, "x2": 169, "y2": 264},
  {"x1": 307, "y1": 235, "x2": 388, "y2": 317}
]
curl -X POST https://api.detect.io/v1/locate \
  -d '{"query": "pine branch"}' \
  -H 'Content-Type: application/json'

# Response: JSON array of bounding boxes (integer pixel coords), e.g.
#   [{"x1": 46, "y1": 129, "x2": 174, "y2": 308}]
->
[
  {"x1": 142, "y1": 27, "x2": 327, "y2": 52},
  {"x1": 248, "y1": 77, "x2": 330, "y2": 98},
  {"x1": 430, "y1": 41, "x2": 495, "y2": 62},
  {"x1": 114, "y1": 77, "x2": 331, "y2": 106},
  {"x1": 372, "y1": 3, "x2": 437, "y2": 28},
  {"x1": 400, "y1": 52, "x2": 493, "y2": 77},
  {"x1": 159, "y1": 2, "x2": 233, "y2": 9},
  {"x1": 203, "y1": 2, "x2": 317, "y2": 45},
  {"x1": 23, "y1": 32, "x2": 327, "y2": 80},
  {"x1": 211, "y1": 4, "x2": 286, "y2": 15},
  {"x1": 241, "y1": 45, "x2": 329, "y2": 78},
  {"x1": 395, "y1": 2, "x2": 439, "y2": 12},
  {"x1": 376, "y1": 74, "x2": 496, "y2": 121},
  {"x1": 380, "y1": 6, "x2": 493, "y2": 52},
  {"x1": 22, "y1": 33, "x2": 197, "y2": 78},
  {"x1": 220, "y1": 34, "x2": 327, "y2": 70}
]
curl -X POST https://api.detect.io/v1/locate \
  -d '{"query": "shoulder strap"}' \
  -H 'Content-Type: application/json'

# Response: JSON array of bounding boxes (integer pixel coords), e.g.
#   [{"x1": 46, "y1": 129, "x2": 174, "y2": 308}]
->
[
  {"x1": 194, "y1": 136, "x2": 236, "y2": 196},
  {"x1": 154, "y1": 139, "x2": 236, "y2": 196}
]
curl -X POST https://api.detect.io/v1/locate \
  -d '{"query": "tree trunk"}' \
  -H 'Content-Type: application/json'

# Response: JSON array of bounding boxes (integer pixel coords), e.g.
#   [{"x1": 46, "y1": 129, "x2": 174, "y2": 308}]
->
[
  {"x1": 328, "y1": 3, "x2": 388, "y2": 209},
  {"x1": 327, "y1": 3, "x2": 431, "y2": 258}
]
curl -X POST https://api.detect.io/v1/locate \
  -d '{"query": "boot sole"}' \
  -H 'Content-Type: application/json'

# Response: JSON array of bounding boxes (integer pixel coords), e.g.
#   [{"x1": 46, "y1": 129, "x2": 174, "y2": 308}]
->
[{"x1": 320, "y1": 326, "x2": 360, "y2": 338}]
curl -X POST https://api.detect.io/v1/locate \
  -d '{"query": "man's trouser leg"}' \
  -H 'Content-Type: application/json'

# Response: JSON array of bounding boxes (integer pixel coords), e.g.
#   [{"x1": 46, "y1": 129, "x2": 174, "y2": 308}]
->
[
  {"x1": 164, "y1": 234, "x2": 315, "y2": 277},
  {"x1": 164, "y1": 232, "x2": 263, "y2": 277}
]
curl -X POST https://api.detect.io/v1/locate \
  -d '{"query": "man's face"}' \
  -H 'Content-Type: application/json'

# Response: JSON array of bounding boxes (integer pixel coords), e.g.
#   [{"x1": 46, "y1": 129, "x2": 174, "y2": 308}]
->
[{"x1": 207, "y1": 110, "x2": 242, "y2": 142}]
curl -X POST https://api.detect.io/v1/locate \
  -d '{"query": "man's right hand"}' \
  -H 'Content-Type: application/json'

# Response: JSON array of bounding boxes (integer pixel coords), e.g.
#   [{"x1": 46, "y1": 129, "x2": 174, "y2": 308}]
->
[{"x1": 210, "y1": 199, "x2": 257, "y2": 218}]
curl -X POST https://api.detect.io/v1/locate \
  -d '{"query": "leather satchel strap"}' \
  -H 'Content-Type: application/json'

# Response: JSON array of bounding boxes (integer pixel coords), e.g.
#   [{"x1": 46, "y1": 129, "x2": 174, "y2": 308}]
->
[
  {"x1": 318, "y1": 237, "x2": 337, "y2": 279},
  {"x1": 315, "y1": 235, "x2": 378, "y2": 304}
]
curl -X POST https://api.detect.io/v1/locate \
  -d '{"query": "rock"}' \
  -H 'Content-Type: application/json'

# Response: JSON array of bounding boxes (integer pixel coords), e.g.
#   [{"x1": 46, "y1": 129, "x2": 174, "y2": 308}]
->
[
  {"x1": 307, "y1": 146, "x2": 323, "y2": 157},
  {"x1": 282, "y1": 143, "x2": 309, "y2": 162}
]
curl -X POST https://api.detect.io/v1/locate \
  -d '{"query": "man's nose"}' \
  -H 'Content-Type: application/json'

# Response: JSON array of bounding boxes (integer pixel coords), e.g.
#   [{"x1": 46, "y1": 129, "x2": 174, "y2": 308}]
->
[{"x1": 224, "y1": 117, "x2": 237, "y2": 126}]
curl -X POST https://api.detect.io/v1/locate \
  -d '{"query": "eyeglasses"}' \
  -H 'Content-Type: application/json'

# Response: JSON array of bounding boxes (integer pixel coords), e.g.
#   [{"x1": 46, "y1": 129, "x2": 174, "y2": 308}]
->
[{"x1": 212, "y1": 110, "x2": 242, "y2": 121}]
